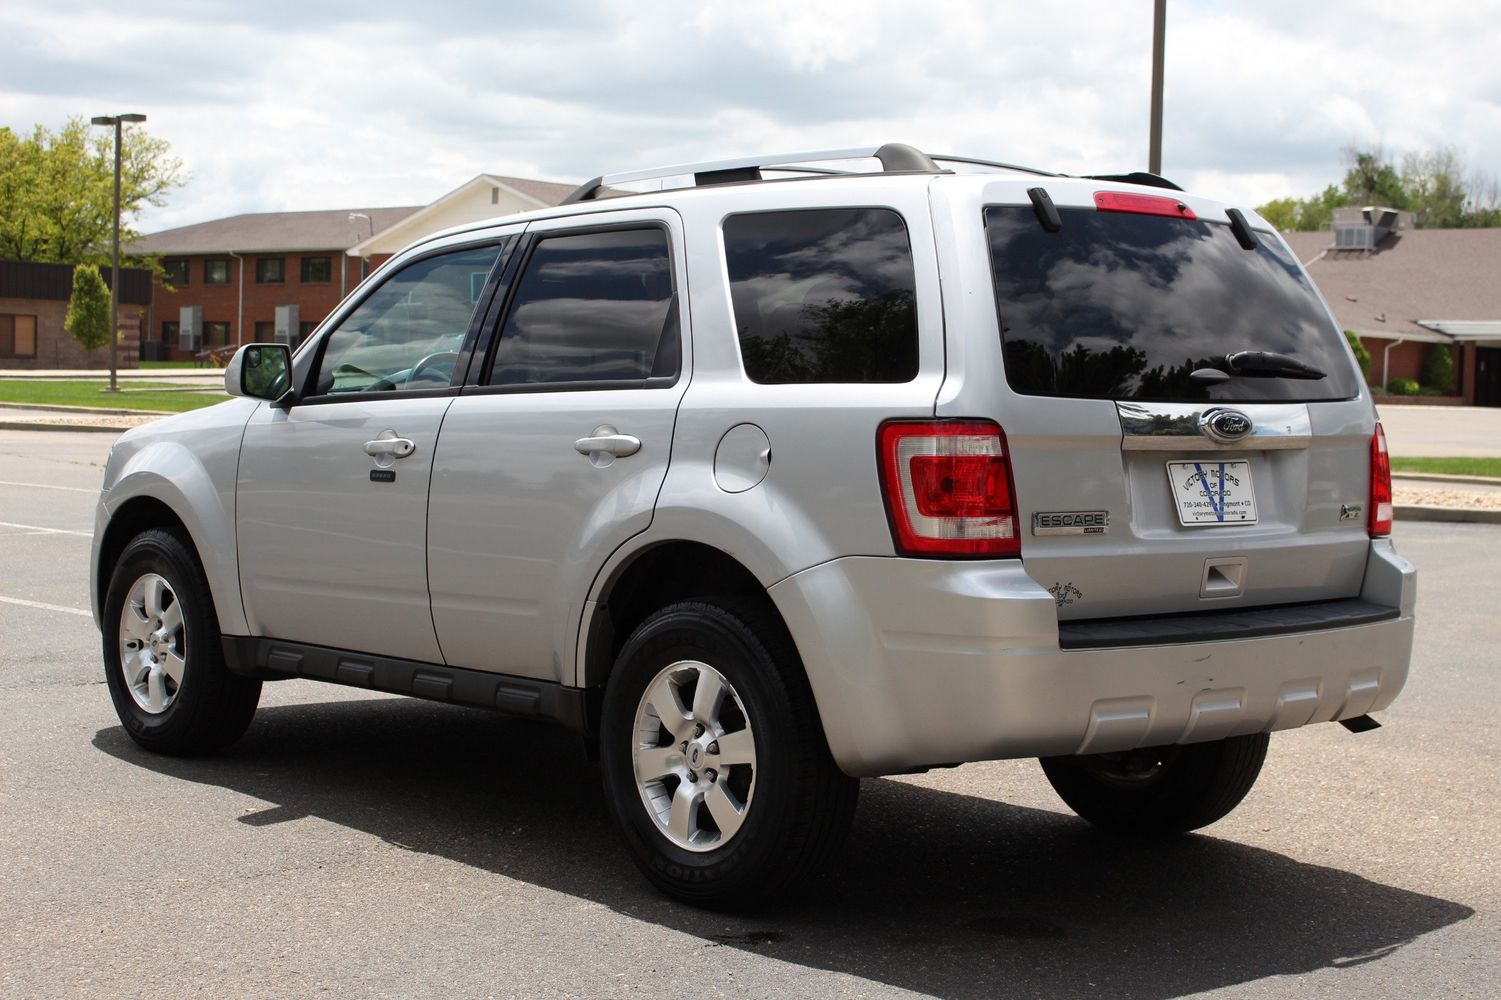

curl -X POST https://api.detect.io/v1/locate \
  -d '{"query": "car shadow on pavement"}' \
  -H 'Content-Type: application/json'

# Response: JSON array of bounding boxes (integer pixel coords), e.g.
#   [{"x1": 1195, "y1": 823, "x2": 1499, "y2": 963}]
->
[{"x1": 94, "y1": 697, "x2": 1472, "y2": 1000}]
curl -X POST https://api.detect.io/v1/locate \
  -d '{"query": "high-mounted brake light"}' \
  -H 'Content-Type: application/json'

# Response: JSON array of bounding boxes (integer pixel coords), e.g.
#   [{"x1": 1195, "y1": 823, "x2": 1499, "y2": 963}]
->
[
  {"x1": 1369, "y1": 423, "x2": 1393, "y2": 537},
  {"x1": 876, "y1": 420, "x2": 1020, "y2": 557},
  {"x1": 1094, "y1": 190, "x2": 1197, "y2": 221}
]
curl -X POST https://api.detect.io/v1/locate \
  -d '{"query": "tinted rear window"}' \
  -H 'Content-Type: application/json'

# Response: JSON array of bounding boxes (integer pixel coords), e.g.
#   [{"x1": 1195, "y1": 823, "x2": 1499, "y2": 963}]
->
[
  {"x1": 724, "y1": 208, "x2": 918, "y2": 384},
  {"x1": 985, "y1": 206, "x2": 1360, "y2": 402}
]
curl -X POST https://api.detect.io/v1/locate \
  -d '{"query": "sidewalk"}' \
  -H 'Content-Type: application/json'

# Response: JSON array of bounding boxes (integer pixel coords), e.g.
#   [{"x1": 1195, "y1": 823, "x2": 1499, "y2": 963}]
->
[{"x1": 2, "y1": 367, "x2": 225, "y2": 383}]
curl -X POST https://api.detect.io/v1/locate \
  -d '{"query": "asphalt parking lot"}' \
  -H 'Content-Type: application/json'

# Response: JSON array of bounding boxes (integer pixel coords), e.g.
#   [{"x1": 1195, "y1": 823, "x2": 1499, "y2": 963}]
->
[{"x1": 1, "y1": 427, "x2": 1497, "y2": 999}]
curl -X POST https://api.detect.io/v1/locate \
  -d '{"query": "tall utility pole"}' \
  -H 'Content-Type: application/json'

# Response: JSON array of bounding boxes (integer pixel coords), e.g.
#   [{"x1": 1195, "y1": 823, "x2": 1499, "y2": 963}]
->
[
  {"x1": 1149, "y1": 0, "x2": 1166, "y2": 175},
  {"x1": 90, "y1": 113, "x2": 147, "y2": 392}
]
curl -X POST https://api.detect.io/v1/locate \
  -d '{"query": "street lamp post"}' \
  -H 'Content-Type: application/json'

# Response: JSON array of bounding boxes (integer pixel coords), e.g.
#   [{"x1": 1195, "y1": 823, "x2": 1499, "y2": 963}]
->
[
  {"x1": 1148, "y1": 0, "x2": 1165, "y2": 176},
  {"x1": 349, "y1": 212, "x2": 375, "y2": 279},
  {"x1": 90, "y1": 113, "x2": 147, "y2": 393}
]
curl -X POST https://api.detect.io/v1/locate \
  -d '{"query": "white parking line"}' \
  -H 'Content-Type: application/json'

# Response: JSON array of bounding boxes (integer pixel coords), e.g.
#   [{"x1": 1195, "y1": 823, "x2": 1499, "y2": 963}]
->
[
  {"x1": 0, "y1": 479, "x2": 96, "y2": 494},
  {"x1": 0, "y1": 595, "x2": 92, "y2": 617},
  {"x1": 0, "y1": 520, "x2": 93, "y2": 537}
]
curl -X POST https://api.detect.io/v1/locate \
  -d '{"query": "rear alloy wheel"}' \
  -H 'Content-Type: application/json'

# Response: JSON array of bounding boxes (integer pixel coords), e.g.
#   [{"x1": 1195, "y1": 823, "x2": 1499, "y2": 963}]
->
[
  {"x1": 1040, "y1": 733, "x2": 1270, "y2": 835},
  {"x1": 102, "y1": 529, "x2": 261, "y2": 755},
  {"x1": 600, "y1": 599, "x2": 857, "y2": 908}
]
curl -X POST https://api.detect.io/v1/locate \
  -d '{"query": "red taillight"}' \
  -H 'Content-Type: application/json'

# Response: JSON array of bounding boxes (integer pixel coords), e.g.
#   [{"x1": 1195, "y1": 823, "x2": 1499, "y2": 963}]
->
[
  {"x1": 1369, "y1": 423, "x2": 1393, "y2": 537},
  {"x1": 876, "y1": 420, "x2": 1020, "y2": 557},
  {"x1": 1094, "y1": 190, "x2": 1197, "y2": 221}
]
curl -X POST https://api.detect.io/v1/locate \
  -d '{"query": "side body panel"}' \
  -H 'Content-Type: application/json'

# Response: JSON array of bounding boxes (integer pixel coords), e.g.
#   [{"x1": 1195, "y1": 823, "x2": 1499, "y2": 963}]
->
[
  {"x1": 426, "y1": 207, "x2": 690, "y2": 683},
  {"x1": 92, "y1": 398, "x2": 262, "y2": 635}
]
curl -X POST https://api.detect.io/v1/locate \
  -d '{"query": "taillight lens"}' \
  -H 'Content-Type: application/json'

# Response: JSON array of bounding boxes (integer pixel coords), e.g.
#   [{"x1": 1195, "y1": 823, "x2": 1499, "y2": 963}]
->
[
  {"x1": 877, "y1": 420, "x2": 1020, "y2": 557},
  {"x1": 1369, "y1": 423, "x2": 1393, "y2": 537}
]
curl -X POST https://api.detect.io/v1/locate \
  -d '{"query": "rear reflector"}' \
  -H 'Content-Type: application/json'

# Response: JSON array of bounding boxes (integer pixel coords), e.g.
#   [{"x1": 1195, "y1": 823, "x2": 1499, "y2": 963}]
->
[
  {"x1": 1369, "y1": 423, "x2": 1393, "y2": 537},
  {"x1": 1094, "y1": 190, "x2": 1197, "y2": 220},
  {"x1": 877, "y1": 420, "x2": 1020, "y2": 557}
]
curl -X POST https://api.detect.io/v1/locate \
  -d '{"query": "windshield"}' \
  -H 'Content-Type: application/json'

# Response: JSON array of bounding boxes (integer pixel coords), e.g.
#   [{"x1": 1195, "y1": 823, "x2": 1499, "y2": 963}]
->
[{"x1": 984, "y1": 206, "x2": 1361, "y2": 402}]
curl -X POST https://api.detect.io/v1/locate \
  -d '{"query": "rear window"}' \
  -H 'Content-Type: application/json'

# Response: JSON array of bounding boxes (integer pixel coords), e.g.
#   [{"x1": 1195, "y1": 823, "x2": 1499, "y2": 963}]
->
[
  {"x1": 985, "y1": 206, "x2": 1361, "y2": 402},
  {"x1": 724, "y1": 208, "x2": 918, "y2": 384}
]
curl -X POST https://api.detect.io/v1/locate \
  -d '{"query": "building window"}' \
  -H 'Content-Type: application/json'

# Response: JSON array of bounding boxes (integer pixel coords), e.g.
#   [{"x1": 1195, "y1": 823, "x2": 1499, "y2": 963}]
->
[
  {"x1": 298, "y1": 321, "x2": 317, "y2": 345},
  {"x1": 256, "y1": 258, "x2": 285, "y2": 284},
  {"x1": 254, "y1": 321, "x2": 275, "y2": 342},
  {"x1": 204, "y1": 260, "x2": 230, "y2": 285},
  {"x1": 160, "y1": 320, "x2": 180, "y2": 344},
  {"x1": 0, "y1": 315, "x2": 38, "y2": 357},
  {"x1": 300, "y1": 256, "x2": 332, "y2": 283},
  {"x1": 163, "y1": 260, "x2": 189, "y2": 287},
  {"x1": 204, "y1": 321, "x2": 231, "y2": 347}
]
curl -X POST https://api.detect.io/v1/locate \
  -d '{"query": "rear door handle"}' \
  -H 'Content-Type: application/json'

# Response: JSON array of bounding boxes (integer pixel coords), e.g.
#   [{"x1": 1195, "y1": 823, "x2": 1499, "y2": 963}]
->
[
  {"x1": 364, "y1": 431, "x2": 416, "y2": 459},
  {"x1": 574, "y1": 425, "x2": 641, "y2": 458}
]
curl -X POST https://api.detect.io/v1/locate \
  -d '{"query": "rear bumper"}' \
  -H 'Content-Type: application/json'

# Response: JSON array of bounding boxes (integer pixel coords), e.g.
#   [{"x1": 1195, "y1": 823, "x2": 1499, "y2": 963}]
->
[{"x1": 769, "y1": 540, "x2": 1415, "y2": 777}]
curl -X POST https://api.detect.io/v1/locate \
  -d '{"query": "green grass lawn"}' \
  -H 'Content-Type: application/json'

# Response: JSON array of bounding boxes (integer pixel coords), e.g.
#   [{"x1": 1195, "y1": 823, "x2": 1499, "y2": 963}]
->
[
  {"x1": 1390, "y1": 456, "x2": 1501, "y2": 478},
  {"x1": 138, "y1": 360, "x2": 205, "y2": 370},
  {"x1": 0, "y1": 379, "x2": 227, "y2": 413}
]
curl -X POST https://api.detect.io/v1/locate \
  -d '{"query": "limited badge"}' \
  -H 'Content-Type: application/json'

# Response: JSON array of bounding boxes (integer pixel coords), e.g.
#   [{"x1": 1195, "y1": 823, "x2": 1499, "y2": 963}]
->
[
  {"x1": 1033, "y1": 510, "x2": 1110, "y2": 536},
  {"x1": 1340, "y1": 503, "x2": 1363, "y2": 522}
]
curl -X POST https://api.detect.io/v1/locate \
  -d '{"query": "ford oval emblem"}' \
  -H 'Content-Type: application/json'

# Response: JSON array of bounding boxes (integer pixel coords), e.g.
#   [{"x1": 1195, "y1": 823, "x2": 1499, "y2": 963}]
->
[{"x1": 1199, "y1": 407, "x2": 1253, "y2": 443}]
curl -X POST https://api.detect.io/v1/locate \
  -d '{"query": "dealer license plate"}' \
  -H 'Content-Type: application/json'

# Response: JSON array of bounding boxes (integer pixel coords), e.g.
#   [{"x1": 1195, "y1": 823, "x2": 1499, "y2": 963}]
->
[{"x1": 1166, "y1": 460, "x2": 1258, "y2": 526}]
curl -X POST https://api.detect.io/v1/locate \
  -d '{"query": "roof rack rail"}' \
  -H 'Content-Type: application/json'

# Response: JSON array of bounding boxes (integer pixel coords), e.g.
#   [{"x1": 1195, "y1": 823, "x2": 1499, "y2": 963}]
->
[
  {"x1": 929, "y1": 154, "x2": 1059, "y2": 178},
  {"x1": 561, "y1": 142, "x2": 944, "y2": 204}
]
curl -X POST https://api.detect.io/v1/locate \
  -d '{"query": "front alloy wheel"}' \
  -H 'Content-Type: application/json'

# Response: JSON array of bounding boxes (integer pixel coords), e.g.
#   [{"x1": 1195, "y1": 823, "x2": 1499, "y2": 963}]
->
[{"x1": 117, "y1": 572, "x2": 187, "y2": 714}]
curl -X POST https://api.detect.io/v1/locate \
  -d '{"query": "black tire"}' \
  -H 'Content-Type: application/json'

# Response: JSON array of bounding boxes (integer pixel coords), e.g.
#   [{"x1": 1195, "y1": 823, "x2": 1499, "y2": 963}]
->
[
  {"x1": 102, "y1": 528, "x2": 261, "y2": 755},
  {"x1": 600, "y1": 599, "x2": 858, "y2": 909},
  {"x1": 1039, "y1": 733, "x2": 1270, "y2": 835}
]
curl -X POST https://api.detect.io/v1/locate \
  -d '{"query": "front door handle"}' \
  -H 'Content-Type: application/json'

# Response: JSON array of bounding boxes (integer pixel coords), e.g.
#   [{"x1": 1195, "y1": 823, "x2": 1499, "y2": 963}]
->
[
  {"x1": 364, "y1": 431, "x2": 416, "y2": 459},
  {"x1": 574, "y1": 425, "x2": 641, "y2": 458}
]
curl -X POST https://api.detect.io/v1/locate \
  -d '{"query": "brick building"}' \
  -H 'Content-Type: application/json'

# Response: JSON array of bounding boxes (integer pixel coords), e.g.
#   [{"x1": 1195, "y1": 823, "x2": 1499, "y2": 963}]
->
[
  {"x1": 128, "y1": 175, "x2": 577, "y2": 362},
  {"x1": 129, "y1": 206, "x2": 420, "y2": 360},
  {"x1": 0, "y1": 260, "x2": 152, "y2": 370},
  {"x1": 1284, "y1": 210, "x2": 1501, "y2": 406}
]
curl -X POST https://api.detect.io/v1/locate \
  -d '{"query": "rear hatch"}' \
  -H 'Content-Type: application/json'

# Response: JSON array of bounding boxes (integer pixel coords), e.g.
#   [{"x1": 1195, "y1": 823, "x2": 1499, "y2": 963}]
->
[{"x1": 971, "y1": 186, "x2": 1374, "y2": 621}]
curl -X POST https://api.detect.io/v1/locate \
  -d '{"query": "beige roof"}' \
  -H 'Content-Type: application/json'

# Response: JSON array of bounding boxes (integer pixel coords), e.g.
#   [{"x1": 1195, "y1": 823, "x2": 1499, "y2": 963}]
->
[
  {"x1": 1284, "y1": 228, "x2": 1501, "y2": 337},
  {"x1": 130, "y1": 206, "x2": 423, "y2": 256},
  {"x1": 482, "y1": 174, "x2": 577, "y2": 206}
]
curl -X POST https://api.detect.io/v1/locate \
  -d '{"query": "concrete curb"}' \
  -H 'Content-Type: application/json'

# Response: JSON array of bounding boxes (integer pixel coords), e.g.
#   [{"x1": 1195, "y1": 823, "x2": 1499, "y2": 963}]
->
[
  {"x1": 1392, "y1": 472, "x2": 1501, "y2": 486},
  {"x1": 1394, "y1": 505, "x2": 1501, "y2": 525},
  {"x1": 0, "y1": 420, "x2": 130, "y2": 434},
  {"x1": 0, "y1": 401, "x2": 172, "y2": 417}
]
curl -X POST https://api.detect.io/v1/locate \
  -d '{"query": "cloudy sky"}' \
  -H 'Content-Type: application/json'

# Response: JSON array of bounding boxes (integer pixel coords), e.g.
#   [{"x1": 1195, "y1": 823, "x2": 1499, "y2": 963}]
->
[{"x1": 3, "y1": 0, "x2": 1498, "y2": 234}]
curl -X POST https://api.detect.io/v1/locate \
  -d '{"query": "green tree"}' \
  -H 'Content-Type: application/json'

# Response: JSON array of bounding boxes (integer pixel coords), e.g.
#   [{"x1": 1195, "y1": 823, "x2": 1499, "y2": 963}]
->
[
  {"x1": 1341, "y1": 148, "x2": 1407, "y2": 208},
  {"x1": 64, "y1": 264, "x2": 113, "y2": 352},
  {"x1": 1403, "y1": 149, "x2": 1470, "y2": 228},
  {"x1": 1420, "y1": 343, "x2": 1455, "y2": 394},
  {"x1": 1344, "y1": 330, "x2": 1372, "y2": 382},
  {"x1": 0, "y1": 117, "x2": 184, "y2": 265}
]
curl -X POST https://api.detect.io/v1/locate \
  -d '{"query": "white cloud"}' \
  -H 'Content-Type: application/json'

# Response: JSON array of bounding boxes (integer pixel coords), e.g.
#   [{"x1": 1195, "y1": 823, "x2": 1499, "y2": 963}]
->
[{"x1": 1, "y1": 0, "x2": 1496, "y2": 232}]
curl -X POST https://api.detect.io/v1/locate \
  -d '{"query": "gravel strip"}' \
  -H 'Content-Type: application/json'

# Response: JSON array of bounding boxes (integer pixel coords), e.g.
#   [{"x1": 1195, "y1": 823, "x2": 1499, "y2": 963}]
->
[{"x1": 1393, "y1": 485, "x2": 1501, "y2": 511}]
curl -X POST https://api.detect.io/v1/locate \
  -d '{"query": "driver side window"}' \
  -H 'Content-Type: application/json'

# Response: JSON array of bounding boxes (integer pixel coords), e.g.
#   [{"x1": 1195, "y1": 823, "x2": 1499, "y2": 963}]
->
[{"x1": 311, "y1": 243, "x2": 503, "y2": 396}]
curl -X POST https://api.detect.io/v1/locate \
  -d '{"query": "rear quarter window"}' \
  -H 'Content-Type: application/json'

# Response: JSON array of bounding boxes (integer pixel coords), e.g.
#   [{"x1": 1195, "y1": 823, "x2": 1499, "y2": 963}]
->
[
  {"x1": 724, "y1": 208, "x2": 918, "y2": 384},
  {"x1": 985, "y1": 206, "x2": 1361, "y2": 402}
]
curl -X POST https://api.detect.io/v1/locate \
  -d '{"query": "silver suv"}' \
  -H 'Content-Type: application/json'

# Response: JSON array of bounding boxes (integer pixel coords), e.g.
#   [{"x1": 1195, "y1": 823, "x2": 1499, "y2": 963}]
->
[{"x1": 92, "y1": 144, "x2": 1415, "y2": 907}]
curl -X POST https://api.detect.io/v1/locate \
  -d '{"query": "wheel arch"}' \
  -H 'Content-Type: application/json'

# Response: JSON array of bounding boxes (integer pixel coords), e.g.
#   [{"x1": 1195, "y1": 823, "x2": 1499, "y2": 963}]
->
[
  {"x1": 95, "y1": 461, "x2": 247, "y2": 636},
  {"x1": 578, "y1": 540, "x2": 795, "y2": 713}
]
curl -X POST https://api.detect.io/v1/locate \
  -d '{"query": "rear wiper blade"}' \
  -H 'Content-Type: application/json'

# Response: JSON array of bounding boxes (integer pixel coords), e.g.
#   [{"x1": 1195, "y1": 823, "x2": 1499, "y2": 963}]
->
[{"x1": 1224, "y1": 351, "x2": 1327, "y2": 380}]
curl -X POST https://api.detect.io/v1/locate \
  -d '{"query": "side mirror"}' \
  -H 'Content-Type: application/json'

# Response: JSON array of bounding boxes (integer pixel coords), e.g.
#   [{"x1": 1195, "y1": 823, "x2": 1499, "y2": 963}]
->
[{"x1": 225, "y1": 343, "x2": 293, "y2": 404}]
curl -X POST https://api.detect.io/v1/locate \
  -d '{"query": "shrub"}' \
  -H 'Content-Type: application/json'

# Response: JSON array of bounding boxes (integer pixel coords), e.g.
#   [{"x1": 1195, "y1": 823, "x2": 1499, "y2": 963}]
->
[
  {"x1": 1385, "y1": 377, "x2": 1420, "y2": 396},
  {"x1": 1420, "y1": 343, "x2": 1455, "y2": 394},
  {"x1": 1344, "y1": 330, "x2": 1372, "y2": 381},
  {"x1": 64, "y1": 264, "x2": 113, "y2": 352}
]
